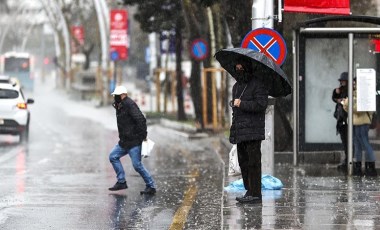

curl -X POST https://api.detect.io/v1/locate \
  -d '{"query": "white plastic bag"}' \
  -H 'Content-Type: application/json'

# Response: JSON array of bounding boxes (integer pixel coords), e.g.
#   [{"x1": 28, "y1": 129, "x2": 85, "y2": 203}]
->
[
  {"x1": 141, "y1": 138, "x2": 155, "y2": 158},
  {"x1": 228, "y1": 144, "x2": 241, "y2": 176}
]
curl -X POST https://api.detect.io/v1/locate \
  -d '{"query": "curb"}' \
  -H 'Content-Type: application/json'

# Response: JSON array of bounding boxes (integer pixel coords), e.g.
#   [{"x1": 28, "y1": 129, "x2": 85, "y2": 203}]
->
[{"x1": 156, "y1": 118, "x2": 209, "y2": 139}]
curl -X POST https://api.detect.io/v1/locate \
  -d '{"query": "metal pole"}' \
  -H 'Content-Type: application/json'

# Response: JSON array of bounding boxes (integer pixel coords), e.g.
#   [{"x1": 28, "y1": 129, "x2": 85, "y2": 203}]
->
[
  {"x1": 292, "y1": 30, "x2": 299, "y2": 166},
  {"x1": 252, "y1": 0, "x2": 275, "y2": 175},
  {"x1": 278, "y1": 0, "x2": 282, "y2": 23},
  {"x1": 149, "y1": 33, "x2": 157, "y2": 112},
  {"x1": 113, "y1": 61, "x2": 117, "y2": 88},
  {"x1": 300, "y1": 27, "x2": 380, "y2": 33},
  {"x1": 99, "y1": 0, "x2": 110, "y2": 29},
  {"x1": 252, "y1": 0, "x2": 273, "y2": 28},
  {"x1": 348, "y1": 33, "x2": 354, "y2": 176},
  {"x1": 94, "y1": 0, "x2": 109, "y2": 105}
]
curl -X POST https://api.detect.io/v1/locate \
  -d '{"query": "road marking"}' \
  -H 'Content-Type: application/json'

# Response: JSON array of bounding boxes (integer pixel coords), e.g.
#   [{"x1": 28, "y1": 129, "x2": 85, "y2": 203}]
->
[{"x1": 169, "y1": 169, "x2": 199, "y2": 230}]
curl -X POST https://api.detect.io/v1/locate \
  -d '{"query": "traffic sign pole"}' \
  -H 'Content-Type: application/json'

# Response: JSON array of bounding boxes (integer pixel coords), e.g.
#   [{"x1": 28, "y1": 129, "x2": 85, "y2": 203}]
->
[
  {"x1": 251, "y1": 0, "x2": 276, "y2": 176},
  {"x1": 113, "y1": 60, "x2": 117, "y2": 91}
]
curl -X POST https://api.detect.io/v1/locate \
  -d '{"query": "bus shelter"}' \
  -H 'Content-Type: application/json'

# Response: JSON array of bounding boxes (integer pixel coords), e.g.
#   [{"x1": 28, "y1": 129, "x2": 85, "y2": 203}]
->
[{"x1": 293, "y1": 16, "x2": 380, "y2": 175}]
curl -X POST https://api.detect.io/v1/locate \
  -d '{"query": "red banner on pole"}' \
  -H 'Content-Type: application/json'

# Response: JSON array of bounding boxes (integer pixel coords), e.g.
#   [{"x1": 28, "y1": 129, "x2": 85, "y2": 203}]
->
[
  {"x1": 71, "y1": 26, "x2": 84, "y2": 53},
  {"x1": 284, "y1": 0, "x2": 350, "y2": 15},
  {"x1": 110, "y1": 9, "x2": 128, "y2": 60}
]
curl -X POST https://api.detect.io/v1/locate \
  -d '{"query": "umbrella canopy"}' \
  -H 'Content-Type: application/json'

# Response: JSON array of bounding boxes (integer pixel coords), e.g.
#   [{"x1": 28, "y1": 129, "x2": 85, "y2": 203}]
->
[{"x1": 214, "y1": 47, "x2": 292, "y2": 97}]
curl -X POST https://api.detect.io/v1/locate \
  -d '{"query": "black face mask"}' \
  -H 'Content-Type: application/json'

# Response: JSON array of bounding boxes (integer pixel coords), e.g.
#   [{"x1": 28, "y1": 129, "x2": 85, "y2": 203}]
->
[
  {"x1": 235, "y1": 72, "x2": 250, "y2": 83},
  {"x1": 114, "y1": 95, "x2": 122, "y2": 103}
]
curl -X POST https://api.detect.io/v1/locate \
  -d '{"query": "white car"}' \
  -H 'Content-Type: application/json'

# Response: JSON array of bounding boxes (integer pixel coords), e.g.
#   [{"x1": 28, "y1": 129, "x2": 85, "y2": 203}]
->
[
  {"x1": 0, "y1": 83, "x2": 34, "y2": 142},
  {"x1": 0, "y1": 75, "x2": 10, "y2": 83}
]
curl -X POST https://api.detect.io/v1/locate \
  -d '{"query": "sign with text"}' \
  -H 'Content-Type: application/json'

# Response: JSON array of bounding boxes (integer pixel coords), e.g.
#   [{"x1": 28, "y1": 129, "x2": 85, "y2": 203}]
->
[
  {"x1": 110, "y1": 9, "x2": 128, "y2": 60},
  {"x1": 356, "y1": 68, "x2": 376, "y2": 112}
]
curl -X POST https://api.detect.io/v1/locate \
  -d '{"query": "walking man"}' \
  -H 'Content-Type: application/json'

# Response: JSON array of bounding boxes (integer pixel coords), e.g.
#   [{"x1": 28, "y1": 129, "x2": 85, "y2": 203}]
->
[{"x1": 108, "y1": 85, "x2": 156, "y2": 194}]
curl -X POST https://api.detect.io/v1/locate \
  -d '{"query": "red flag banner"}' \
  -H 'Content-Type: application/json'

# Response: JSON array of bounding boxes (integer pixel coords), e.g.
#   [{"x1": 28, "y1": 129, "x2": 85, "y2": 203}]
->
[
  {"x1": 71, "y1": 26, "x2": 84, "y2": 54},
  {"x1": 110, "y1": 9, "x2": 128, "y2": 60},
  {"x1": 284, "y1": 0, "x2": 350, "y2": 15}
]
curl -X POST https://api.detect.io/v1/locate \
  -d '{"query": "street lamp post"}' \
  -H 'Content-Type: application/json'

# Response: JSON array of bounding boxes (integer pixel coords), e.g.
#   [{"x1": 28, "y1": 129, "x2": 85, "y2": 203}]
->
[{"x1": 94, "y1": 0, "x2": 109, "y2": 105}]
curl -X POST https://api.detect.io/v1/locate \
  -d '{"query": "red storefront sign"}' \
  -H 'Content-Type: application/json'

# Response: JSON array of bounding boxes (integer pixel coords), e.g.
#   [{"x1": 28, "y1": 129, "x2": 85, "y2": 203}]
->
[
  {"x1": 110, "y1": 9, "x2": 128, "y2": 60},
  {"x1": 284, "y1": 0, "x2": 350, "y2": 15},
  {"x1": 71, "y1": 26, "x2": 84, "y2": 53}
]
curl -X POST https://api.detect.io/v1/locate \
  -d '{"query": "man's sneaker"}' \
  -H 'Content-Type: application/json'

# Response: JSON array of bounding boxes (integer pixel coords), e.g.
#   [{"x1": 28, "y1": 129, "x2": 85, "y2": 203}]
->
[
  {"x1": 140, "y1": 187, "x2": 156, "y2": 195},
  {"x1": 236, "y1": 196, "x2": 262, "y2": 204},
  {"x1": 108, "y1": 182, "x2": 128, "y2": 191}
]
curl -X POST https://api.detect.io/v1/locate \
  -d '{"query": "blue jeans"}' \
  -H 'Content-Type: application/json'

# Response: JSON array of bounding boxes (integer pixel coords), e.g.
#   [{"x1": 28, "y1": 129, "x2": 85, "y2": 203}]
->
[
  {"x1": 109, "y1": 144, "x2": 155, "y2": 188},
  {"x1": 354, "y1": 125, "x2": 376, "y2": 162}
]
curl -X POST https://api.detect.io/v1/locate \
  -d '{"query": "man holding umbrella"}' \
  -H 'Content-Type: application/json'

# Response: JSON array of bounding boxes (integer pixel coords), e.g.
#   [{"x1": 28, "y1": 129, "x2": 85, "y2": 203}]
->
[{"x1": 215, "y1": 48, "x2": 292, "y2": 204}]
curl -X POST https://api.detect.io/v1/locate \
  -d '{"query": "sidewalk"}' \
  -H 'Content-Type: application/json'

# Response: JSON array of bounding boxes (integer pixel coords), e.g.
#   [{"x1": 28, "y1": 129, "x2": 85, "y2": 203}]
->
[
  {"x1": 222, "y1": 164, "x2": 380, "y2": 229},
  {"x1": 217, "y1": 139, "x2": 380, "y2": 229}
]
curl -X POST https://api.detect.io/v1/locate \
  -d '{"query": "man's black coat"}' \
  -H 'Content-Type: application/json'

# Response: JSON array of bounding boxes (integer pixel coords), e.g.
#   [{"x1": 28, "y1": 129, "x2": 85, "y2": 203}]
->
[{"x1": 115, "y1": 97, "x2": 147, "y2": 149}]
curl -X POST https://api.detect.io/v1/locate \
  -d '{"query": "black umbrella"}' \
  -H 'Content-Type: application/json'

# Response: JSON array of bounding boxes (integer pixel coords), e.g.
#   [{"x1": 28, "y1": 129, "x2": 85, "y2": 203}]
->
[{"x1": 214, "y1": 47, "x2": 292, "y2": 97}]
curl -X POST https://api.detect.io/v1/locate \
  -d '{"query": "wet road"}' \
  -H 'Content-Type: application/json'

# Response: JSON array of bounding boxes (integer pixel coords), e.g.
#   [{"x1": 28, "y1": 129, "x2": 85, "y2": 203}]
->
[
  {"x1": 1, "y1": 78, "x2": 380, "y2": 229},
  {"x1": 0, "y1": 79, "x2": 225, "y2": 229}
]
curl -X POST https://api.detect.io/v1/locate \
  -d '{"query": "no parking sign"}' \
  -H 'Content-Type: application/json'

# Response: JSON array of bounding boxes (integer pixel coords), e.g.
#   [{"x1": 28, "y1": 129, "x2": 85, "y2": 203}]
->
[
  {"x1": 190, "y1": 39, "x2": 209, "y2": 61},
  {"x1": 241, "y1": 28, "x2": 287, "y2": 66}
]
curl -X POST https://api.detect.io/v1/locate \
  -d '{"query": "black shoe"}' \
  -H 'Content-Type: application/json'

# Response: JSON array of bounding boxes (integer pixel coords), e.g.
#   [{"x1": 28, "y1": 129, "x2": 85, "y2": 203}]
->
[
  {"x1": 235, "y1": 191, "x2": 249, "y2": 201},
  {"x1": 365, "y1": 162, "x2": 378, "y2": 177},
  {"x1": 140, "y1": 187, "x2": 156, "y2": 195},
  {"x1": 353, "y1": 162, "x2": 363, "y2": 176},
  {"x1": 236, "y1": 196, "x2": 262, "y2": 204},
  {"x1": 108, "y1": 182, "x2": 128, "y2": 191}
]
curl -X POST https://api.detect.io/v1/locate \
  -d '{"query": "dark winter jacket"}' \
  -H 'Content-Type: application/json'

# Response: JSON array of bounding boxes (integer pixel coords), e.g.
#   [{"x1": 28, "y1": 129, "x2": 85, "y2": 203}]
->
[
  {"x1": 115, "y1": 97, "x2": 147, "y2": 149},
  {"x1": 332, "y1": 86, "x2": 348, "y2": 131},
  {"x1": 229, "y1": 76, "x2": 268, "y2": 144}
]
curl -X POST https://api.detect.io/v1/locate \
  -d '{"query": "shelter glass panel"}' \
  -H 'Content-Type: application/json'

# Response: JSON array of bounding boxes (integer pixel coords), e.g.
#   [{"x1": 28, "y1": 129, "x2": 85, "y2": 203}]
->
[{"x1": 305, "y1": 38, "x2": 348, "y2": 144}]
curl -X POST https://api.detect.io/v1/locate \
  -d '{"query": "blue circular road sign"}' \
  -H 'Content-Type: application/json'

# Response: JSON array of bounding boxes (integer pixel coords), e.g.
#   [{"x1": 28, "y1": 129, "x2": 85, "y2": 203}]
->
[
  {"x1": 110, "y1": 51, "x2": 119, "y2": 61},
  {"x1": 190, "y1": 39, "x2": 209, "y2": 61}
]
